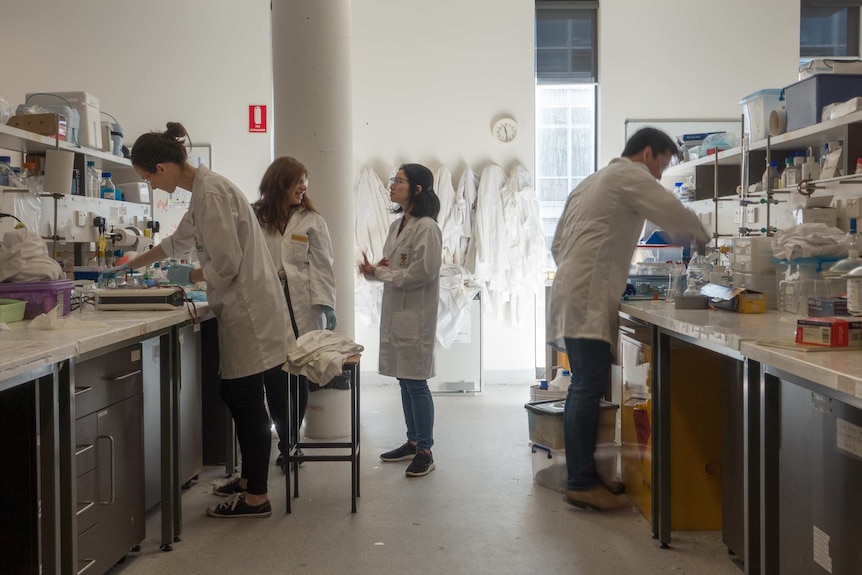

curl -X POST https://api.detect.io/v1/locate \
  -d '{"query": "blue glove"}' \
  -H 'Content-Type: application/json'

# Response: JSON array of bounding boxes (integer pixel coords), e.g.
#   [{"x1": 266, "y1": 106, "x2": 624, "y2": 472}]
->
[
  {"x1": 166, "y1": 263, "x2": 195, "y2": 286},
  {"x1": 97, "y1": 263, "x2": 130, "y2": 287},
  {"x1": 318, "y1": 305, "x2": 337, "y2": 330}
]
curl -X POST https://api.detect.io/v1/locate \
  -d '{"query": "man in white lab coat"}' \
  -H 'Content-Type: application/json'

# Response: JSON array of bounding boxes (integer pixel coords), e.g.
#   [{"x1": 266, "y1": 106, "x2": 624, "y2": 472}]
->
[{"x1": 548, "y1": 127, "x2": 709, "y2": 510}]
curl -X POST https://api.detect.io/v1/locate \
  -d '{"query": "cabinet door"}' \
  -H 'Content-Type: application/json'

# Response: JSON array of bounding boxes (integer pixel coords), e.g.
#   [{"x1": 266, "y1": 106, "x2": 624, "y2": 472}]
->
[
  {"x1": 179, "y1": 324, "x2": 202, "y2": 484},
  {"x1": 93, "y1": 394, "x2": 145, "y2": 570},
  {"x1": 779, "y1": 380, "x2": 862, "y2": 574}
]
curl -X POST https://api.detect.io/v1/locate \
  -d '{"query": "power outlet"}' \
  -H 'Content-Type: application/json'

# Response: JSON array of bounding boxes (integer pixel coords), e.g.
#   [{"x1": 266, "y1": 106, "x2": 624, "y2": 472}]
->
[
  {"x1": 75, "y1": 211, "x2": 87, "y2": 227},
  {"x1": 699, "y1": 212, "x2": 712, "y2": 227},
  {"x1": 746, "y1": 206, "x2": 758, "y2": 224},
  {"x1": 734, "y1": 208, "x2": 743, "y2": 225},
  {"x1": 847, "y1": 198, "x2": 861, "y2": 218}
]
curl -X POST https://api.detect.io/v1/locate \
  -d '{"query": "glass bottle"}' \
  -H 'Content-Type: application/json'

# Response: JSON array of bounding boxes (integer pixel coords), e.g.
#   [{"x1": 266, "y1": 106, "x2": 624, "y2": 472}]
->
[
  {"x1": 100, "y1": 171, "x2": 116, "y2": 200},
  {"x1": 0, "y1": 156, "x2": 13, "y2": 187}
]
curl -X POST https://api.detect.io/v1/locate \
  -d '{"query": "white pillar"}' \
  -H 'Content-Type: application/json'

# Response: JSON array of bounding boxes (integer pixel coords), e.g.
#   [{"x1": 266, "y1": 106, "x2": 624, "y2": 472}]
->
[{"x1": 271, "y1": 0, "x2": 355, "y2": 338}]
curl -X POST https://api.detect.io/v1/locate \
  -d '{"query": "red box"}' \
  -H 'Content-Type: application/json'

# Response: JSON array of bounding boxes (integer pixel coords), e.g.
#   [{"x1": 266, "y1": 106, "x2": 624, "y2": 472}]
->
[
  {"x1": 796, "y1": 317, "x2": 862, "y2": 347},
  {"x1": 0, "y1": 280, "x2": 74, "y2": 319}
]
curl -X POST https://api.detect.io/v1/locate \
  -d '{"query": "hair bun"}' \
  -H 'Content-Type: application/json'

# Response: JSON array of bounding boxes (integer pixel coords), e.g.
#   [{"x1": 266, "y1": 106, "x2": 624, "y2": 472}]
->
[{"x1": 164, "y1": 122, "x2": 188, "y2": 142}]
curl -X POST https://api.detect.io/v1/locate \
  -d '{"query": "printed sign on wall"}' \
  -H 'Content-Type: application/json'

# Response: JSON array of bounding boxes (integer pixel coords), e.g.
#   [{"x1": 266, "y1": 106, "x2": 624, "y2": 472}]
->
[{"x1": 249, "y1": 105, "x2": 267, "y2": 133}]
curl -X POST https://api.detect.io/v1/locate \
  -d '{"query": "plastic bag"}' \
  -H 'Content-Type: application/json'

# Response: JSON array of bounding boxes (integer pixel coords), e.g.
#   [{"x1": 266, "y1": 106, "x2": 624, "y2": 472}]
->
[
  {"x1": 701, "y1": 132, "x2": 739, "y2": 153},
  {"x1": 0, "y1": 95, "x2": 13, "y2": 124}
]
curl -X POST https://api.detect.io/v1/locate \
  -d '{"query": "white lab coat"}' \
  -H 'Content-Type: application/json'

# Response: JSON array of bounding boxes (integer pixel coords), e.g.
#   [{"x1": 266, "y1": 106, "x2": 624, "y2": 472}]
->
[
  {"x1": 161, "y1": 164, "x2": 288, "y2": 379},
  {"x1": 548, "y1": 158, "x2": 709, "y2": 355},
  {"x1": 354, "y1": 166, "x2": 396, "y2": 328},
  {"x1": 434, "y1": 166, "x2": 463, "y2": 266},
  {"x1": 456, "y1": 167, "x2": 478, "y2": 268},
  {"x1": 375, "y1": 215, "x2": 442, "y2": 380},
  {"x1": 466, "y1": 164, "x2": 511, "y2": 318},
  {"x1": 262, "y1": 207, "x2": 336, "y2": 344},
  {"x1": 500, "y1": 165, "x2": 545, "y2": 326}
]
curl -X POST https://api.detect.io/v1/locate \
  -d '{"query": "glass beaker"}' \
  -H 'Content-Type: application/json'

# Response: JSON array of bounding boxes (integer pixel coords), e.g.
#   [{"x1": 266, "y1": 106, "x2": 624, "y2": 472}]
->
[{"x1": 666, "y1": 262, "x2": 685, "y2": 303}]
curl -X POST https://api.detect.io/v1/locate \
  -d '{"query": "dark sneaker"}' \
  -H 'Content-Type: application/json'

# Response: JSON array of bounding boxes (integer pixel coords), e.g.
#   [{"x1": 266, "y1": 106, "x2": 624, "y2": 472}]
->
[
  {"x1": 405, "y1": 451, "x2": 435, "y2": 477},
  {"x1": 212, "y1": 474, "x2": 245, "y2": 497},
  {"x1": 206, "y1": 493, "x2": 272, "y2": 518},
  {"x1": 380, "y1": 442, "x2": 417, "y2": 462},
  {"x1": 275, "y1": 453, "x2": 284, "y2": 468}
]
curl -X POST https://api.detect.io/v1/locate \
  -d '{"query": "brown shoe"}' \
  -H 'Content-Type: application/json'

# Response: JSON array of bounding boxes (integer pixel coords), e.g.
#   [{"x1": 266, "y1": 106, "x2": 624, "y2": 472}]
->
[{"x1": 565, "y1": 485, "x2": 629, "y2": 511}]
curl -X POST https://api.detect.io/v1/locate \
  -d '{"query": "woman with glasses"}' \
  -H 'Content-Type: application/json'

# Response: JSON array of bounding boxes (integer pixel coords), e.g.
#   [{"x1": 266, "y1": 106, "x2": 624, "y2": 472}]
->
[
  {"x1": 359, "y1": 164, "x2": 442, "y2": 477},
  {"x1": 101, "y1": 122, "x2": 287, "y2": 518},
  {"x1": 252, "y1": 156, "x2": 337, "y2": 470}
]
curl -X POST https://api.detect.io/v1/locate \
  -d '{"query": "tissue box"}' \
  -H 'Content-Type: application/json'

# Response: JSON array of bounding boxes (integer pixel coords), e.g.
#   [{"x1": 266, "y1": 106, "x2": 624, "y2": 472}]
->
[
  {"x1": 7, "y1": 113, "x2": 67, "y2": 140},
  {"x1": 808, "y1": 297, "x2": 849, "y2": 317},
  {"x1": 796, "y1": 317, "x2": 862, "y2": 347}
]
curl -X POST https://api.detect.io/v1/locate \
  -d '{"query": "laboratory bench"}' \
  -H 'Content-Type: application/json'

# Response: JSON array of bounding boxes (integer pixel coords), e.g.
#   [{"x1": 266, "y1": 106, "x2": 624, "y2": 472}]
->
[
  {"x1": 618, "y1": 300, "x2": 862, "y2": 575},
  {"x1": 0, "y1": 303, "x2": 211, "y2": 575}
]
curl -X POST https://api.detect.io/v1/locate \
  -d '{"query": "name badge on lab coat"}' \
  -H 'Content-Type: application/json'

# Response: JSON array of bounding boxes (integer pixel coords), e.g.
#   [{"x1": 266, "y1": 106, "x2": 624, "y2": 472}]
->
[
  {"x1": 398, "y1": 253, "x2": 409, "y2": 268},
  {"x1": 290, "y1": 234, "x2": 308, "y2": 243}
]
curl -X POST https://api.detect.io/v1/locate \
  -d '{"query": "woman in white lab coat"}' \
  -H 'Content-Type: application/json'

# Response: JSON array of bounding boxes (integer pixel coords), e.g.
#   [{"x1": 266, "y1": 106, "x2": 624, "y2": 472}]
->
[
  {"x1": 359, "y1": 163, "x2": 442, "y2": 478},
  {"x1": 253, "y1": 156, "x2": 337, "y2": 469},
  {"x1": 104, "y1": 122, "x2": 287, "y2": 518}
]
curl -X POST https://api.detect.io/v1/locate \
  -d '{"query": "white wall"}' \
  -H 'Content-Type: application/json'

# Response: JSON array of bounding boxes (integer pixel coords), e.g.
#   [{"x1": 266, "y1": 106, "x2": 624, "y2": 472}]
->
[
  {"x1": 0, "y1": 0, "x2": 821, "y2": 377},
  {"x1": 598, "y1": 0, "x2": 800, "y2": 166},
  {"x1": 0, "y1": 0, "x2": 273, "y2": 199},
  {"x1": 352, "y1": 0, "x2": 538, "y2": 373}
]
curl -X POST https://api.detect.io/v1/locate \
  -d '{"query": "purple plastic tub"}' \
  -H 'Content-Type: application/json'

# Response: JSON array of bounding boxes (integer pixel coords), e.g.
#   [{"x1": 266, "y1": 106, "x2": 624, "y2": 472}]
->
[{"x1": 0, "y1": 279, "x2": 74, "y2": 319}]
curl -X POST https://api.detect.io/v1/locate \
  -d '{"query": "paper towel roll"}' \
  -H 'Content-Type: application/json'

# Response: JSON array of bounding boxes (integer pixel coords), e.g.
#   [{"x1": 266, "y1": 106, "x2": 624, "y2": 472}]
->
[
  {"x1": 114, "y1": 227, "x2": 143, "y2": 247},
  {"x1": 44, "y1": 150, "x2": 75, "y2": 195},
  {"x1": 769, "y1": 109, "x2": 787, "y2": 136}
]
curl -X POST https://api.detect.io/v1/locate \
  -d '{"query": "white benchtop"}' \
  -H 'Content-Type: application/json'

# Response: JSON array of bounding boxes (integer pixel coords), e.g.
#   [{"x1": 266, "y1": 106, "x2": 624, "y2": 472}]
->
[
  {"x1": 0, "y1": 304, "x2": 209, "y2": 384},
  {"x1": 620, "y1": 300, "x2": 862, "y2": 401},
  {"x1": 619, "y1": 301, "x2": 797, "y2": 351}
]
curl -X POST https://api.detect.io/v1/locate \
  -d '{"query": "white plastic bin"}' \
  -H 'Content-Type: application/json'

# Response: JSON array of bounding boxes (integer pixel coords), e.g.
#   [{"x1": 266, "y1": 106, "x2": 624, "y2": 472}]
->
[
  {"x1": 530, "y1": 441, "x2": 619, "y2": 493},
  {"x1": 740, "y1": 89, "x2": 784, "y2": 141},
  {"x1": 304, "y1": 388, "x2": 351, "y2": 439}
]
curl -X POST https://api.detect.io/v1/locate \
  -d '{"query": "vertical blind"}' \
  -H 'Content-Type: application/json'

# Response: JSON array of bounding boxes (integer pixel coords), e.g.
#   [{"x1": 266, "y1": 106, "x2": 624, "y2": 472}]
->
[{"x1": 535, "y1": 1, "x2": 598, "y2": 84}]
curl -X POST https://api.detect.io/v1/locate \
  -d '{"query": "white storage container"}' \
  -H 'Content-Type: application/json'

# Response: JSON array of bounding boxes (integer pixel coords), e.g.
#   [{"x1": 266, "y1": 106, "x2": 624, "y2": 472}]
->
[
  {"x1": 26, "y1": 91, "x2": 102, "y2": 149},
  {"x1": 530, "y1": 441, "x2": 619, "y2": 493},
  {"x1": 740, "y1": 89, "x2": 785, "y2": 141},
  {"x1": 525, "y1": 399, "x2": 617, "y2": 450},
  {"x1": 304, "y1": 388, "x2": 351, "y2": 439},
  {"x1": 732, "y1": 236, "x2": 775, "y2": 274}
]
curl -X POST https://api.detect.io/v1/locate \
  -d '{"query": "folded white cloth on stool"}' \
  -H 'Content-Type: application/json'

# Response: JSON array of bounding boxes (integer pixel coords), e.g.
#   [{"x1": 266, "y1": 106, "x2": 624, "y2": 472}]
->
[{"x1": 283, "y1": 330, "x2": 364, "y2": 386}]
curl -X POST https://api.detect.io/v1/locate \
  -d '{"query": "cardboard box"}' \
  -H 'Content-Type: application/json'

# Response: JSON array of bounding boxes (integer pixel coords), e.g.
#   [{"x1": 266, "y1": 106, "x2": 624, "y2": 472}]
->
[
  {"x1": 702, "y1": 283, "x2": 767, "y2": 314},
  {"x1": 808, "y1": 297, "x2": 849, "y2": 317},
  {"x1": 796, "y1": 317, "x2": 862, "y2": 347},
  {"x1": 7, "y1": 113, "x2": 67, "y2": 140}
]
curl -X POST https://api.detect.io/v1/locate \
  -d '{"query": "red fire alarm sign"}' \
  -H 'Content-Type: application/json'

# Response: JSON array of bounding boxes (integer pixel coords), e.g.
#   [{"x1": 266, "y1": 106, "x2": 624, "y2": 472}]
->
[{"x1": 249, "y1": 105, "x2": 267, "y2": 133}]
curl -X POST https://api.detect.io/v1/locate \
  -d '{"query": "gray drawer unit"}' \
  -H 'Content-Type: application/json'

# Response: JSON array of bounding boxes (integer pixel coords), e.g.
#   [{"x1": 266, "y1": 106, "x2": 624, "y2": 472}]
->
[
  {"x1": 74, "y1": 344, "x2": 145, "y2": 575},
  {"x1": 74, "y1": 346, "x2": 143, "y2": 418},
  {"x1": 76, "y1": 468, "x2": 98, "y2": 535},
  {"x1": 75, "y1": 413, "x2": 97, "y2": 477}
]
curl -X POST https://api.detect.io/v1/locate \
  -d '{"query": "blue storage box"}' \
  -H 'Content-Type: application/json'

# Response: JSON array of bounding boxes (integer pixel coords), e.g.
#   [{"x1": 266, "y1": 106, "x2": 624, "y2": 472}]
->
[{"x1": 784, "y1": 74, "x2": 862, "y2": 132}]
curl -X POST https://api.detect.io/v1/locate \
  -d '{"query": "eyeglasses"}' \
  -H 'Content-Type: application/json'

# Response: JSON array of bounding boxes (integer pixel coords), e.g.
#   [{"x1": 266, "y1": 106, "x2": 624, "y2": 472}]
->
[{"x1": 390, "y1": 177, "x2": 410, "y2": 186}]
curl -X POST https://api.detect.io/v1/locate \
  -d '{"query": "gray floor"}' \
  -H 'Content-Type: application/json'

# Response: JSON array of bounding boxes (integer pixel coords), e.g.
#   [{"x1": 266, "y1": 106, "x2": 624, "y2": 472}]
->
[{"x1": 107, "y1": 383, "x2": 743, "y2": 575}]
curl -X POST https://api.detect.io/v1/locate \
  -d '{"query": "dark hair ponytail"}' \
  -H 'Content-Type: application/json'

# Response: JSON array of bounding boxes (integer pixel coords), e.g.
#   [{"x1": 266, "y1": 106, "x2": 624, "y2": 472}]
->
[
  {"x1": 131, "y1": 122, "x2": 191, "y2": 173},
  {"x1": 397, "y1": 163, "x2": 440, "y2": 221}
]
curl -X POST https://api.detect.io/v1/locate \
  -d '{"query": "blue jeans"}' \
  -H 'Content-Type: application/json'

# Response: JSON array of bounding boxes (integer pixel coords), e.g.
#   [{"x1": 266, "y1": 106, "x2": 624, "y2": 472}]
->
[
  {"x1": 399, "y1": 379, "x2": 435, "y2": 451},
  {"x1": 563, "y1": 338, "x2": 613, "y2": 491}
]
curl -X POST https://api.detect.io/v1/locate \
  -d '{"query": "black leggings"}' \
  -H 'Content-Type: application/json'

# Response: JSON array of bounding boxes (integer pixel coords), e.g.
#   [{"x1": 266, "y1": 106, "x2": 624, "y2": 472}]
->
[
  {"x1": 220, "y1": 371, "x2": 271, "y2": 495},
  {"x1": 263, "y1": 366, "x2": 309, "y2": 455}
]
